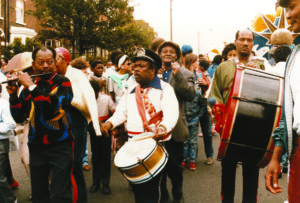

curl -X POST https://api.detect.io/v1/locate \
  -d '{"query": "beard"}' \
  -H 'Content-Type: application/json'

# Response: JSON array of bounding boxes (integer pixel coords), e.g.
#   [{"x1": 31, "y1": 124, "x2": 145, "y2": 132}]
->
[{"x1": 239, "y1": 51, "x2": 250, "y2": 57}]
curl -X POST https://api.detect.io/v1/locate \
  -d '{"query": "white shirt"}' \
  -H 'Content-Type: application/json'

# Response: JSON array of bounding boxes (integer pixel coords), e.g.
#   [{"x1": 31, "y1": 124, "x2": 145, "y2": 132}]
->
[
  {"x1": 107, "y1": 78, "x2": 179, "y2": 141},
  {"x1": 65, "y1": 65, "x2": 101, "y2": 136},
  {"x1": 265, "y1": 61, "x2": 286, "y2": 77},
  {"x1": 0, "y1": 98, "x2": 16, "y2": 140},
  {"x1": 290, "y1": 51, "x2": 300, "y2": 135}
]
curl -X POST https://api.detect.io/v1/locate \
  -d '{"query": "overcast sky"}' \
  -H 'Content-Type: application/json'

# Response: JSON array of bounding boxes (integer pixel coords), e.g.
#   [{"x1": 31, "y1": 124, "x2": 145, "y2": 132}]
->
[{"x1": 132, "y1": 0, "x2": 278, "y2": 56}]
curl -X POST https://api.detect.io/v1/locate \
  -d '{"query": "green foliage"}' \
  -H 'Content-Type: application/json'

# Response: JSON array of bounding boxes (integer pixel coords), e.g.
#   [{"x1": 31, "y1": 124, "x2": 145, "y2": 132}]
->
[
  {"x1": 32, "y1": 0, "x2": 134, "y2": 56},
  {"x1": 109, "y1": 20, "x2": 157, "y2": 57},
  {"x1": 3, "y1": 38, "x2": 41, "y2": 59}
]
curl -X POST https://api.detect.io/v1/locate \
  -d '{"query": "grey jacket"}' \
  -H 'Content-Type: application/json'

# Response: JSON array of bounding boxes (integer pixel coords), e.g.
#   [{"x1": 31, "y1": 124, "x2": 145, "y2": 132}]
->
[{"x1": 167, "y1": 67, "x2": 195, "y2": 142}]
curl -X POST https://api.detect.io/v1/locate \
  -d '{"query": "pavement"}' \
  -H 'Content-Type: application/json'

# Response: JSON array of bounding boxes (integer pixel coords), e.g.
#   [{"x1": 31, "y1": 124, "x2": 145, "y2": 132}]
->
[{"x1": 9, "y1": 129, "x2": 288, "y2": 203}]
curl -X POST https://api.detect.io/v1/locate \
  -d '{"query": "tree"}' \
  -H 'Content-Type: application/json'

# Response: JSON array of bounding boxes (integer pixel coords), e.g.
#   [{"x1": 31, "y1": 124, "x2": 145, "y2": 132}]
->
[
  {"x1": 4, "y1": 38, "x2": 41, "y2": 59},
  {"x1": 32, "y1": 0, "x2": 133, "y2": 57},
  {"x1": 109, "y1": 20, "x2": 157, "y2": 57}
]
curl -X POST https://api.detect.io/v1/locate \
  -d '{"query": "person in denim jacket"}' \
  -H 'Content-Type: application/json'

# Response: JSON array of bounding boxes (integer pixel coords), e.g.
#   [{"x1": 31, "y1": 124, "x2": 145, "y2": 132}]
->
[{"x1": 183, "y1": 90, "x2": 206, "y2": 170}]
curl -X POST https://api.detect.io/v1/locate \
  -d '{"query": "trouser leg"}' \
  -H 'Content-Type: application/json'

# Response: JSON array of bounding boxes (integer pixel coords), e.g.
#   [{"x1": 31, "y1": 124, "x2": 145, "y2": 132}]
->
[
  {"x1": 242, "y1": 162, "x2": 259, "y2": 203},
  {"x1": 221, "y1": 161, "x2": 237, "y2": 203},
  {"x1": 0, "y1": 139, "x2": 15, "y2": 203}
]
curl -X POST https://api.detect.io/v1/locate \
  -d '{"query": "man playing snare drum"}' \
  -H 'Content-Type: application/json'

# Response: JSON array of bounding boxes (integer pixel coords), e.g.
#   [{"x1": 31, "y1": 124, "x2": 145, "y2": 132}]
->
[
  {"x1": 208, "y1": 29, "x2": 270, "y2": 203},
  {"x1": 102, "y1": 48, "x2": 179, "y2": 203}
]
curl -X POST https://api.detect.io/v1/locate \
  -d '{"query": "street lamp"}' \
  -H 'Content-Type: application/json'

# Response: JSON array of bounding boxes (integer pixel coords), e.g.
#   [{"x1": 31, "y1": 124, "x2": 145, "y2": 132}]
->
[{"x1": 170, "y1": 0, "x2": 173, "y2": 41}]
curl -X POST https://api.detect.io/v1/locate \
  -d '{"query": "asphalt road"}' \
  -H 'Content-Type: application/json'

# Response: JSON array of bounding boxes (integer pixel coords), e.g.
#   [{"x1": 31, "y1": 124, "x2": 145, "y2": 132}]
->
[{"x1": 10, "y1": 132, "x2": 288, "y2": 203}]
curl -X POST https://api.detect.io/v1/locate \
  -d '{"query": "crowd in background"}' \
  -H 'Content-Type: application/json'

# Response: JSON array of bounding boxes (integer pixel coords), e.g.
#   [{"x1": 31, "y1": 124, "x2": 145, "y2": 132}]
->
[{"x1": 0, "y1": 30, "x2": 293, "y2": 203}]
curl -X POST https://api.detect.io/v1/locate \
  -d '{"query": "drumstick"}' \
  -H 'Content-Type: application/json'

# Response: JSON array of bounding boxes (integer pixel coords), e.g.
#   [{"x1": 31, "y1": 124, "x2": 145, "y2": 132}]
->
[{"x1": 133, "y1": 134, "x2": 155, "y2": 142}]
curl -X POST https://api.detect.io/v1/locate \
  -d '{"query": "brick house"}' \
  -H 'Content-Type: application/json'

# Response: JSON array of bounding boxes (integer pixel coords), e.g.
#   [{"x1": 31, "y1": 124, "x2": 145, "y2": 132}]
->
[{"x1": 0, "y1": 0, "x2": 43, "y2": 48}]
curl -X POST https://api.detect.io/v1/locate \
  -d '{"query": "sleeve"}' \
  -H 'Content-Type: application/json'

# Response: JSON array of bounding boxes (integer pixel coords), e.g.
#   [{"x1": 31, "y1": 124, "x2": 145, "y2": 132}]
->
[
  {"x1": 0, "y1": 100, "x2": 16, "y2": 134},
  {"x1": 108, "y1": 77, "x2": 114, "y2": 93},
  {"x1": 106, "y1": 91, "x2": 127, "y2": 128},
  {"x1": 108, "y1": 97, "x2": 116, "y2": 115},
  {"x1": 173, "y1": 68, "x2": 196, "y2": 101},
  {"x1": 272, "y1": 102, "x2": 288, "y2": 153},
  {"x1": 10, "y1": 89, "x2": 31, "y2": 123},
  {"x1": 208, "y1": 64, "x2": 225, "y2": 104},
  {"x1": 74, "y1": 70, "x2": 101, "y2": 136},
  {"x1": 159, "y1": 84, "x2": 179, "y2": 133}
]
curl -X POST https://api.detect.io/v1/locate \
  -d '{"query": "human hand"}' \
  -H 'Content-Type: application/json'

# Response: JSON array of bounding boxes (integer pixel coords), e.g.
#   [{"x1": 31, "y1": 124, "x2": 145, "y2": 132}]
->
[
  {"x1": 246, "y1": 62, "x2": 259, "y2": 69},
  {"x1": 171, "y1": 62, "x2": 181, "y2": 74},
  {"x1": 265, "y1": 159, "x2": 283, "y2": 194},
  {"x1": 153, "y1": 125, "x2": 167, "y2": 141},
  {"x1": 18, "y1": 72, "x2": 34, "y2": 88},
  {"x1": 99, "y1": 78, "x2": 106, "y2": 87},
  {"x1": 157, "y1": 68, "x2": 165, "y2": 75},
  {"x1": 6, "y1": 81, "x2": 19, "y2": 96},
  {"x1": 198, "y1": 78, "x2": 207, "y2": 86}
]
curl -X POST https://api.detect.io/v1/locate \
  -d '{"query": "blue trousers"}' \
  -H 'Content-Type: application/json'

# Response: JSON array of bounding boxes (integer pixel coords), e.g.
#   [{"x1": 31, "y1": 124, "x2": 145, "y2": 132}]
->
[
  {"x1": 183, "y1": 123, "x2": 199, "y2": 162},
  {"x1": 199, "y1": 109, "x2": 214, "y2": 158}
]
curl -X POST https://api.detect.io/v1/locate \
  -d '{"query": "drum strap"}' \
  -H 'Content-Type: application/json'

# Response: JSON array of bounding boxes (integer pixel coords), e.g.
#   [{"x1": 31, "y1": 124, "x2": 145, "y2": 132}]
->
[{"x1": 135, "y1": 84, "x2": 164, "y2": 132}]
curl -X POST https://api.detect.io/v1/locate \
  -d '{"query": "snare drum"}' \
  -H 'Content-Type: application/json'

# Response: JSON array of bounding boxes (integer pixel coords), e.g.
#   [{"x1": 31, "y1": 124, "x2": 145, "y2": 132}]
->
[
  {"x1": 217, "y1": 66, "x2": 284, "y2": 168},
  {"x1": 114, "y1": 137, "x2": 168, "y2": 184}
]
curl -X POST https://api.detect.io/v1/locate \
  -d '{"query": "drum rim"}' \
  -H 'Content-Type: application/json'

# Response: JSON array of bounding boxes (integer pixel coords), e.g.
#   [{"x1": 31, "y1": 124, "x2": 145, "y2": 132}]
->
[
  {"x1": 125, "y1": 151, "x2": 168, "y2": 184},
  {"x1": 114, "y1": 138, "x2": 157, "y2": 168}
]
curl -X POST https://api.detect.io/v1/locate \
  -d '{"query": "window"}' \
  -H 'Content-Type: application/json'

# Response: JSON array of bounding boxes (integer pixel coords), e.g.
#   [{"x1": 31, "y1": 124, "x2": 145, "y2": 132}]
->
[{"x1": 16, "y1": 0, "x2": 25, "y2": 24}]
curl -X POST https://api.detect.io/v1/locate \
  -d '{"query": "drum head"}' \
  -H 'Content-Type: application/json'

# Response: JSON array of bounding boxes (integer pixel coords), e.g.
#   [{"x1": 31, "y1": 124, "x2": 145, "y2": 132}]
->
[{"x1": 114, "y1": 138, "x2": 156, "y2": 168}]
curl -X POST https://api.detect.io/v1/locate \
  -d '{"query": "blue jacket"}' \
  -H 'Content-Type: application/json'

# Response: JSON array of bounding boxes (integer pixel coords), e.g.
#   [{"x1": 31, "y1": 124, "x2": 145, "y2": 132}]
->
[{"x1": 184, "y1": 90, "x2": 206, "y2": 126}]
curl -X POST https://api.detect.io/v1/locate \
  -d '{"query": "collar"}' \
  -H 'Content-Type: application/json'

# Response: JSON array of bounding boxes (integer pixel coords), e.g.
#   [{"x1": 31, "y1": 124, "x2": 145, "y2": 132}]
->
[
  {"x1": 234, "y1": 56, "x2": 252, "y2": 64},
  {"x1": 294, "y1": 35, "x2": 300, "y2": 45},
  {"x1": 130, "y1": 75, "x2": 162, "y2": 93},
  {"x1": 36, "y1": 72, "x2": 57, "y2": 83}
]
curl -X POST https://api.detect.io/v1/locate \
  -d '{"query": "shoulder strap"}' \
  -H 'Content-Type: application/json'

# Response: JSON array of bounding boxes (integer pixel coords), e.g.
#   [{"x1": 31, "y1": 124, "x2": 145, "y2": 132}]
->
[{"x1": 135, "y1": 84, "x2": 150, "y2": 131}]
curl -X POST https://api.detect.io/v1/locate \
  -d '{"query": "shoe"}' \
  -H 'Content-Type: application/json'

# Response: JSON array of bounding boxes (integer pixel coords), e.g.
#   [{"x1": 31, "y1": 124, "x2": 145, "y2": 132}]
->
[
  {"x1": 189, "y1": 162, "x2": 196, "y2": 171},
  {"x1": 282, "y1": 166, "x2": 288, "y2": 174},
  {"x1": 102, "y1": 185, "x2": 111, "y2": 194},
  {"x1": 9, "y1": 179, "x2": 19, "y2": 190},
  {"x1": 83, "y1": 164, "x2": 91, "y2": 171},
  {"x1": 211, "y1": 127, "x2": 218, "y2": 135},
  {"x1": 90, "y1": 184, "x2": 100, "y2": 193},
  {"x1": 160, "y1": 193, "x2": 169, "y2": 203},
  {"x1": 181, "y1": 161, "x2": 188, "y2": 168},
  {"x1": 206, "y1": 157, "x2": 214, "y2": 165},
  {"x1": 174, "y1": 198, "x2": 184, "y2": 203},
  {"x1": 198, "y1": 133, "x2": 203, "y2": 137}
]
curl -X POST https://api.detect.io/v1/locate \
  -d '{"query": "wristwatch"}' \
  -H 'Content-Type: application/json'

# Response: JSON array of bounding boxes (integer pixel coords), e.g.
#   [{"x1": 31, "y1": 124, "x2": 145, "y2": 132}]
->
[{"x1": 28, "y1": 84, "x2": 37, "y2": 92}]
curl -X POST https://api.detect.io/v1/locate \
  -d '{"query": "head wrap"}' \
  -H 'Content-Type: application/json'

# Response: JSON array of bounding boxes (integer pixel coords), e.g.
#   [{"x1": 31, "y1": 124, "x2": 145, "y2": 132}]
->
[
  {"x1": 118, "y1": 55, "x2": 128, "y2": 68},
  {"x1": 55, "y1": 47, "x2": 71, "y2": 64}
]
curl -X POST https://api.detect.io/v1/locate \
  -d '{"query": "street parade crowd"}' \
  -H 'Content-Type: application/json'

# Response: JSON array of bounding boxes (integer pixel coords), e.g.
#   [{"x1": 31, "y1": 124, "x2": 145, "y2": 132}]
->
[{"x1": 1, "y1": 0, "x2": 300, "y2": 202}]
